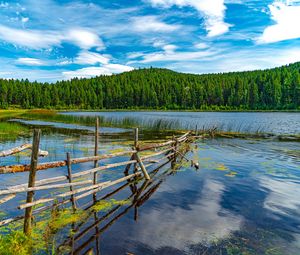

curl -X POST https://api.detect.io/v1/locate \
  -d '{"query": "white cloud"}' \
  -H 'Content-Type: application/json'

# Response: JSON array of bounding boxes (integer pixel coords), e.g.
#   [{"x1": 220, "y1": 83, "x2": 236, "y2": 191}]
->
[
  {"x1": 194, "y1": 42, "x2": 209, "y2": 49},
  {"x1": 147, "y1": 0, "x2": 231, "y2": 36},
  {"x1": 127, "y1": 52, "x2": 145, "y2": 59},
  {"x1": 257, "y1": 1, "x2": 300, "y2": 44},
  {"x1": 0, "y1": 2, "x2": 9, "y2": 8},
  {"x1": 66, "y1": 29, "x2": 105, "y2": 50},
  {"x1": 131, "y1": 16, "x2": 180, "y2": 32},
  {"x1": 165, "y1": 46, "x2": 300, "y2": 74},
  {"x1": 140, "y1": 50, "x2": 217, "y2": 63},
  {"x1": 128, "y1": 42, "x2": 218, "y2": 63},
  {"x1": 162, "y1": 44, "x2": 177, "y2": 53},
  {"x1": 0, "y1": 25, "x2": 61, "y2": 49},
  {"x1": 62, "y1": 64, "x2": 134, "y2": 79},
  {"x1": 74, "y1": 51, "x2": 110, "y2": 65},
  {"x1": 16, "y1": 57, "x2": 46, "y2": 66},
  {"x1": 0, "y1": 25, "x2": 104, "y2": 50},
  {"x1": 21, "y1": 17, "x2": 29, "y2": 23}
]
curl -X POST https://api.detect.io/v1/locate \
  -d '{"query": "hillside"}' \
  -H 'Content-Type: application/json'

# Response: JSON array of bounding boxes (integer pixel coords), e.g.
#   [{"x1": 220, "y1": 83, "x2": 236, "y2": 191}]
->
[{"x1": 0, "y1": 62, "x2": 299, "y2": 110}]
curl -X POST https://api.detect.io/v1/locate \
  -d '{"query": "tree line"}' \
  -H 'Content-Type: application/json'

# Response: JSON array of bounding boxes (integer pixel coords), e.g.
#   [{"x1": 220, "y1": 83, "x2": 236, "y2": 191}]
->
[{"x1": 0, "y1": 62, "x2": 299, "y2": 110}]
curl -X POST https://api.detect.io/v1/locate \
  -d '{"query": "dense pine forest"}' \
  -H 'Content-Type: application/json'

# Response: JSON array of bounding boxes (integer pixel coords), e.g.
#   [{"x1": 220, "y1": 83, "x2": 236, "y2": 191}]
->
[{"x1": 0, "y1": 62, "x2": 299, "y2": 110}]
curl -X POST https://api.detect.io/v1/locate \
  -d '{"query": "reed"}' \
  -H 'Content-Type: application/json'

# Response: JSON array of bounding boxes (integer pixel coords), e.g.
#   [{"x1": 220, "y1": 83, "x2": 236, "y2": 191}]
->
[{"x1": 0, "y1": 122, "x2": 29, "y2": 140}]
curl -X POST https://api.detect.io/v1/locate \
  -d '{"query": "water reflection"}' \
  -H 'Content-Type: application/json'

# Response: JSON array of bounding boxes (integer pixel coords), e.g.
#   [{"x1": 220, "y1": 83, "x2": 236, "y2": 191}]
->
[{"x1": 1, "y1": 127, "x2": 300, "y2": 254}]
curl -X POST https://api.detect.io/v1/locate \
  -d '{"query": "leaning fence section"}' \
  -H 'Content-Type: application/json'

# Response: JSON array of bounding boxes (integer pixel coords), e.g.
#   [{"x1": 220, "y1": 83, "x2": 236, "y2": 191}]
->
[{"x1": 0, "y1": 119, "x2": 196, "y2": 235}]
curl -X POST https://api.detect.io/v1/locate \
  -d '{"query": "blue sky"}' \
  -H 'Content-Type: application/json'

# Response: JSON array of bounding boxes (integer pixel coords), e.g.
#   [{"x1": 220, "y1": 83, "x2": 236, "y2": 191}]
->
[{"x1": 0, "y1": 0, "x2": 300, "y2": 82}]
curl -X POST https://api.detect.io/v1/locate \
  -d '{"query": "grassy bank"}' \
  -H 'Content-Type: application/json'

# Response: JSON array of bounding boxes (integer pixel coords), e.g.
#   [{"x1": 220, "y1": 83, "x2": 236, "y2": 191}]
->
[
  {"x1": 0, "y1": 110, "x2": 29, "y2": 140},
  {"x1": 0, "y1": 110, "x2": 28, "y2": 120}
]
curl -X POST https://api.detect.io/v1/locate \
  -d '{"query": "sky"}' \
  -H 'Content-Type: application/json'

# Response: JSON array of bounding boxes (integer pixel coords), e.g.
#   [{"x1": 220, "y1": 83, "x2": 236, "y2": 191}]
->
[{"x1": 0, "y1": 0, "x2": 300, "y2": 82}]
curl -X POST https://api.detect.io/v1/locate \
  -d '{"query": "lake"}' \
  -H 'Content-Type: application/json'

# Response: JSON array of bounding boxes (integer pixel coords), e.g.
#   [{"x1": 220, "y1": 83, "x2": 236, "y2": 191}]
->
[
  {"x1": 61, "y1": 111, "x2": 300, "y2": 135},
  {"x1": 0, "y1": 111, "x2": 300, "y2": 254}
]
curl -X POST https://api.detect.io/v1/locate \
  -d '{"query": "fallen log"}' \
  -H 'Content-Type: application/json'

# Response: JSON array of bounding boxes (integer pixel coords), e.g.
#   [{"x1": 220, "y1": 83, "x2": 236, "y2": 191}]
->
[{"x1": 0, "y1": 143, "x2": 48, "y2": 157}]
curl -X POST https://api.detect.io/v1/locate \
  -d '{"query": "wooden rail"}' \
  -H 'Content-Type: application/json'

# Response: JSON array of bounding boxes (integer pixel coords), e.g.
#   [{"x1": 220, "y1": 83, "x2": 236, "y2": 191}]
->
[{"x1": 0, "y1": 121, "x2": 196, "y2": 237}]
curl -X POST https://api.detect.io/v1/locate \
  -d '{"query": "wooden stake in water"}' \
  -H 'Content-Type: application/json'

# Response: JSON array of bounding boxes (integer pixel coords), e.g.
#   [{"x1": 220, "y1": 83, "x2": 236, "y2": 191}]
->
[
  {"x1": 93, "y1": 118, "x2": 99, "y2": 201},
  {"x1": 134, "y1": 127, "x2": 139, "y2": 149},
  {"x1": 24, "y1": 129, "x2": 41, "y2": 235},
  {"x1": 67, "y1": 152, "x2": 77, "y2": 211}
]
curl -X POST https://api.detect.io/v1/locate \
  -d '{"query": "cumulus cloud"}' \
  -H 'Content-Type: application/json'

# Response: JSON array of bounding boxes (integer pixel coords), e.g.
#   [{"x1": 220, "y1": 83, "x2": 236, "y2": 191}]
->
[
  {"x1": 131, "y1": 15, "x2": 180, "y2": 32},
  {"x1": 0, "y1": 25, "x2": 104, "y2": 50},
  {"x1": 66, "y1": 29, "x2": 105, "y2": 50},
  {"x1": 62, "y1": 64, "x2": 134, "y2": 79},
  {"x1": 147, "y1": 0, "x2": 231, "y2": 36},
  {"x1": 257, "y1": 1, "x2": 300, "y2": 43}
]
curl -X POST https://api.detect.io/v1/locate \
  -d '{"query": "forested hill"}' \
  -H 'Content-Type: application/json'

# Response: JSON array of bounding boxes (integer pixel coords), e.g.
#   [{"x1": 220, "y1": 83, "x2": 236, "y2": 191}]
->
[{"x1": 0, "y1": 62, "x2": 299, "y2": 110}]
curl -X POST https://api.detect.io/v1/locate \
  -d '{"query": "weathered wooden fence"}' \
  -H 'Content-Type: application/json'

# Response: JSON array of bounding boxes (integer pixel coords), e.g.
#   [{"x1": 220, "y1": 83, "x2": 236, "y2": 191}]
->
[{"x1": 0, "y1": 119, "x2": 196, "y2": 236}]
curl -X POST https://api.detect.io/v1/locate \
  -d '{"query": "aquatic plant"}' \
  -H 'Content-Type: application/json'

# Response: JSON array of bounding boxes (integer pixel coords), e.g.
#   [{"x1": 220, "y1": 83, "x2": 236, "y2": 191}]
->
[{"x1": 0, "y1": 122, "x2": 29, "y2": 140}]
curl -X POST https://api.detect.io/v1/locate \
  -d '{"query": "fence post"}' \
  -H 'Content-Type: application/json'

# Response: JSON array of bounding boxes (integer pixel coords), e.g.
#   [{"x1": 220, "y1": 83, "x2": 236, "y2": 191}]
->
[
  {"x1": 134, "y1": 127, "x2": 138, "y2": 149},
  {"x1": 133, "y1": 128, "x2": 139, "y2": 173},
  {"x1": 93, "y1": 118, "x2": 99, "y2": 201},
  {"x1": 66, "y1": 152, "x2": 77, "y2": 211},
  {"x1": 24, "y1": 129, "x2": 41, "y2": 235},
  {"x1": 171, "y1": 135, "x2": 177, "y2": 168}
]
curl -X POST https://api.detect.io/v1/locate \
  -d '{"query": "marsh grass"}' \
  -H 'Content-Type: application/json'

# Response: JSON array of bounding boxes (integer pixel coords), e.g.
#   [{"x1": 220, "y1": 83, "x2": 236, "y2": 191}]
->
[
  {"x1": 0, "y1": 122, "x2": 29, "y2": 140},
  {"x1": 20, "y1": 110, "x2": 183, "y2": 131},
  {"x1": 5, "y1": 109, "x2": 299, "y2": 141},
  {"x1": 0, "y1": 110, "x2": 27, "y2": 120}
]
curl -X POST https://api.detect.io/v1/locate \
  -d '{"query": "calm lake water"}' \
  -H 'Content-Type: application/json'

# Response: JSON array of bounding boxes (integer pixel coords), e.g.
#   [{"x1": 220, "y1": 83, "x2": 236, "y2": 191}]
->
[
  {"x1": 1, "y1": 113, "x2": 300, "y2": 254},
  {"x1": 61, "y1": 111, "x2": 300, "y2": 135}
]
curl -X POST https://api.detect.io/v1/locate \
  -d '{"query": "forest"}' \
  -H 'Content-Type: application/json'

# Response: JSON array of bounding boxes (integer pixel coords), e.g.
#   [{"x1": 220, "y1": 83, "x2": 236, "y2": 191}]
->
[{"x1": 0, "y1": 62, "x2": 299, "y2": 110}]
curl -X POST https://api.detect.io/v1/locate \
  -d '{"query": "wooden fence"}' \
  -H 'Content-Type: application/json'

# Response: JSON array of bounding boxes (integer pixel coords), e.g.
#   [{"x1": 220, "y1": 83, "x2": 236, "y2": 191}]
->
[{"x1": 0, "y1": 119, "x2": 196, "y2": 237}]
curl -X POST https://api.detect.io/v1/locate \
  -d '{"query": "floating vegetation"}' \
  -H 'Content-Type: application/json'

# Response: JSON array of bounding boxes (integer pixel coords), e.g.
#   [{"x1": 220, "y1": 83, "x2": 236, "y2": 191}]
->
[
  {"x1": 225, "y1": 171, "x2": 238, "y2": 177},
  {"x1": 215, "y1": 163, "x2": 229, "y2": 171},
  {"x1": 92, "y1": 199, "x2": 131, "y2": 212}
]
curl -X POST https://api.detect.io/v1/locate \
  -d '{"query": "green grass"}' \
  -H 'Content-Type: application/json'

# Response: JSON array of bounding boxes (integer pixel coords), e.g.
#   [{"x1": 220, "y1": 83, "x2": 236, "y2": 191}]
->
[
  {"x1": 0, "y1": 122, "x2": 29, "y2": 140},
  {"x1": 0, "y1": 110, "x2": 28, "y2": 120}
]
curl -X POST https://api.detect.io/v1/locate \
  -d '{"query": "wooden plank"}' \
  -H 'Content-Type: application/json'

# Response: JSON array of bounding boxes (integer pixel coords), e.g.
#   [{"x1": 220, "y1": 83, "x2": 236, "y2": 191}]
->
[
  {"x1": 0, "y1": 194, "x2": 16, "y2": 204},
  {"x1": 0, "y1": 150, "x2": 137, "y2": 174},
  {"x1": 0, "y1": 180, "x2": 92, "y2": 195},
  {"x1": 6, "y1": 159, "x2": 138, "y2": 191},
  {"x1": 141, "y1": 147, "x2": 174, "y2": 160},
  {"x1": 19, "y1": 172, "x2": 141, "y2": 210},
  {"x1": 24, "y1": 129, "x2": 41, "y2": 235}
]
